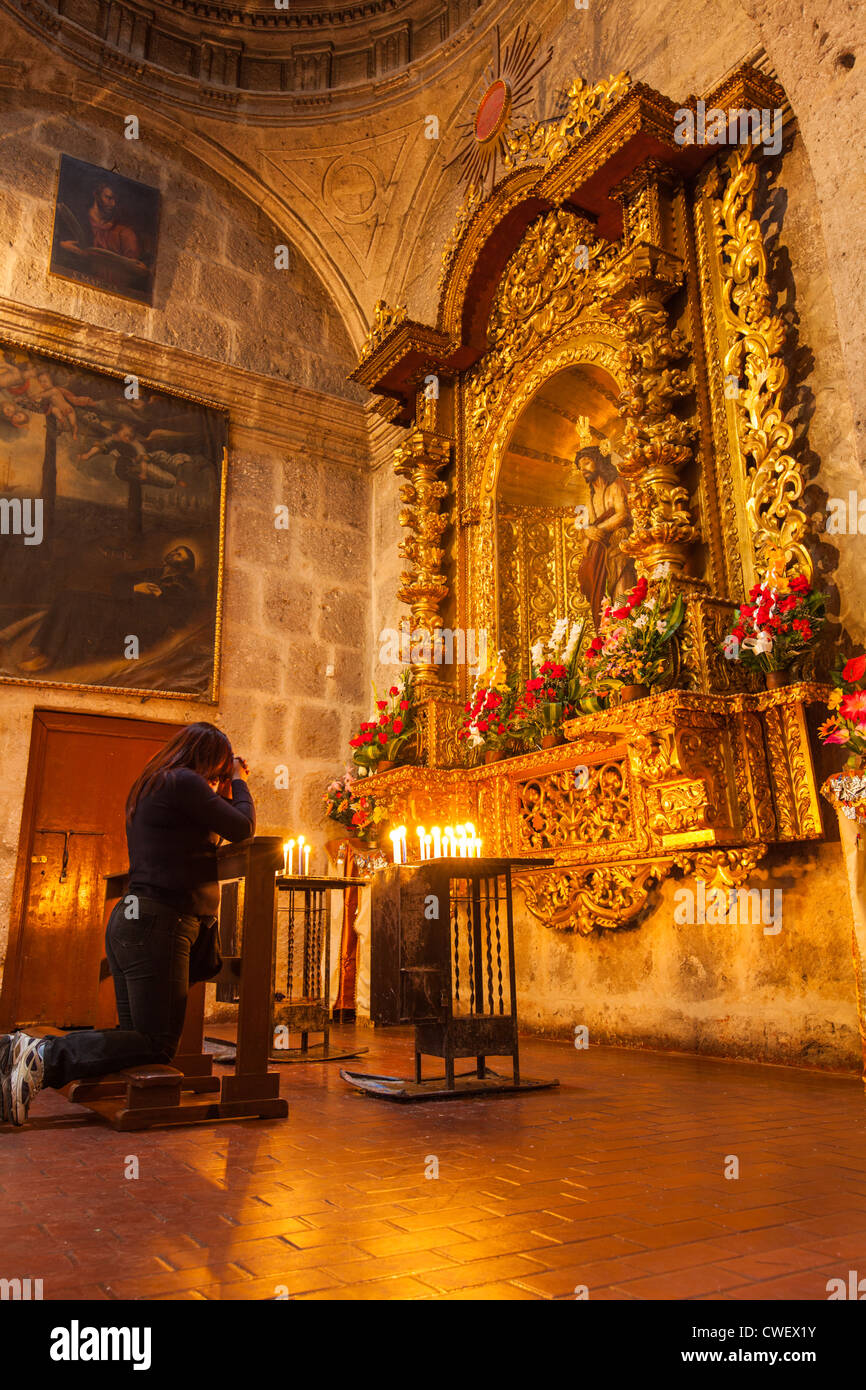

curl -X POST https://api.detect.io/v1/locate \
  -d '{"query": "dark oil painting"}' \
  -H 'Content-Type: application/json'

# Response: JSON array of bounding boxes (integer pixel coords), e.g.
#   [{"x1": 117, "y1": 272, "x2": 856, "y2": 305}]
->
[
  {"x1": 0, "y1": 341, "x2": 226, "y2": 699},
  {"x1": 50, "y1": 156, "x2": 160, "y2": 306}
]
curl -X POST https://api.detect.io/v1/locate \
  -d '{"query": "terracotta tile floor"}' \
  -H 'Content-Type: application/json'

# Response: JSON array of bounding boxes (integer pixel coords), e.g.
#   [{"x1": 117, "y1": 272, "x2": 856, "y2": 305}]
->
[{"x1": 2, "y1": 1026, "x2": 865, "y2": 1301}]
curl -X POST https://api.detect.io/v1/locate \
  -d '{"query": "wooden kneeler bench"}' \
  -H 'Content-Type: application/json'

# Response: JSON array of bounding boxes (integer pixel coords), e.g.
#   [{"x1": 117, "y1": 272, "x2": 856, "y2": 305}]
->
[{"x1": 64, "y1": 836, "x2": 289, "y2": 1131}]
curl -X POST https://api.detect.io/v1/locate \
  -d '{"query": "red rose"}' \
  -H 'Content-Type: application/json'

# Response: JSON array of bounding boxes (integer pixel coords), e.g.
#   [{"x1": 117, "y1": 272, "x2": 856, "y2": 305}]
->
[
  {"x1": 477, "y1": 720, "x2": 488, "y2": 732},
  {"x1": 732, "y1": 626, "x2": 746, "y2": 642},
  {"x1": 392, "y1": 718, "x2": 403, "y2": 734},
  {"x1": 547, "y1": 687, "x2": 556, "y2": 699},
  {"x1": 611, "y1": 606, "x2": 629, "y2": 620},
  {"x1": 843, "y1": 654, "x2": 866, "y2": 684},
  {"x1": 349, "y1": 737, "x2": 362, "y2": 747},
  {"x1": 789, "y1": 575, "x2": 809, "y2": 593},
  {"x1": 379, "y1": 713, "x2": 389, "y2": 725},
  {"x1": 376, "y1": 700, "x2": 387, "y2": 711},
  {"x1": 378, "y1": 732, "x2": 387, "y2": 744},
  {"x1": 400, "y1": 699, "x2": 409, "y2": 710},
  {"x1": 389, "y1": 686, "x2": 399, "y2": 696}
]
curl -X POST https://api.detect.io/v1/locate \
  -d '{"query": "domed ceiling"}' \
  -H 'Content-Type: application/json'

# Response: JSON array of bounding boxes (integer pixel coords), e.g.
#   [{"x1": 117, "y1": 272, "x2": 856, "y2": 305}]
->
[{"x1": 6, "y1": 0, "x2": 485, "y2": 112}]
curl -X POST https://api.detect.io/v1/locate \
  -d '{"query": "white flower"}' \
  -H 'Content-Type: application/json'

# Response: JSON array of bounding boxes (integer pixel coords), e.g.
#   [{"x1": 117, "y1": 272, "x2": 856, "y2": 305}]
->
[
  {"x1": 633, "y1": 612, "x2": 650, "y2": 629},
  {"x1": 652, "y1": 562, "x2": 673, "y2": 579},
  {"x1": 744, "y1": 630, "x2": 774, "y2": 655},
  {"x1": 722, "y1": 634, "x2": 739, "y2": 660},
  {"x1": 655, "y1": 619, "x2": 668, "y2": 634},
  {"x1": 549, "y1": 617, "x2": 568, "y2": 648},
  {"x1": 530, "y1": 640, "x2": 543, "y2": 667}
]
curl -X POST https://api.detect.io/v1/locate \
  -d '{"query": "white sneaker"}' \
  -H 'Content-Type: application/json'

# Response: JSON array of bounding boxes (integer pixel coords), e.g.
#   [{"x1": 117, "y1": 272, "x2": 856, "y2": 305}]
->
[
  {"x1": 9, "y1": 1033, "x2": 45, "y2": 1126},
  {"x1": 0, "y1": 1033, "x2": 14, "y2": 1122}
]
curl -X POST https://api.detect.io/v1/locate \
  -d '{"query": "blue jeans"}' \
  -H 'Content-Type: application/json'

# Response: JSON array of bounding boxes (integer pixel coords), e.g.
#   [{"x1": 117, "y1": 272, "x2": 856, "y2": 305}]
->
[{"x1": 40, "y1": 897, "x2": 200, "y2": 1089}]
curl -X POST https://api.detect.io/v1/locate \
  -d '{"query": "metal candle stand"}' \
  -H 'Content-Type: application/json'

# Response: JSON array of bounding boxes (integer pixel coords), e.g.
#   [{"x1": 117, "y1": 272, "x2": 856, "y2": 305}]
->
[
  {"x1": 341, "y1": 855, "x2": 558, "y2": 1102},
  {"x1": 269, "y1": 874, "x2": 370, "y2": 1063}
]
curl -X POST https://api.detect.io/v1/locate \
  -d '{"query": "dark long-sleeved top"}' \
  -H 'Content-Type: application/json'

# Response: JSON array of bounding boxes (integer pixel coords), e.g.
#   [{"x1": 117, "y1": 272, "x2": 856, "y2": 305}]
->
[{"x1": 126, "y1": 768, "x2": 255, "y2": 915}]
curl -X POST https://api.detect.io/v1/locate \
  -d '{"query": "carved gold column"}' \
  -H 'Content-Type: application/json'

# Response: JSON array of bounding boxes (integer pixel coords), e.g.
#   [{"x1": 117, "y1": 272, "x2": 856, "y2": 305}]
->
[
  {"x1": 600, "y1": 162, "x2": 700, "y2": 576},
  {"x1": 708, "y1": 142, "x2": 811, "y2": 582},
  {"x1": 393, "y1": 422, "x2": 451, "y2": 681}
]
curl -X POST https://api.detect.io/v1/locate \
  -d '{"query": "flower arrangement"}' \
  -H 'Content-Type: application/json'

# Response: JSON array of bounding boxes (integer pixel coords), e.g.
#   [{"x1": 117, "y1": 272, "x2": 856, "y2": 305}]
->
[
  {"x1": 323, "y1": 772, "x2": 385, "y2": 841},
  {"x1": 323, "y1": 770, "x2": 361, "y2": 827},
  {"x1": 457, "y1": 652, "x2": 517, "y2": 755},
  {"x1": 584, "y1": 576, "x2": 684, "y2": 692},
  {"x1": 819, "y1": 653, "x2": 866, "y2": 765},
  {"x1": 322, "y1": 772, "x2": 386, "y2": 845},
  {"x1": 349, "y1": 670, "x2": 415, "y2": 773},
  {"x1": 720, "y1": 555, "x2": 825, "y2": 676},
  {"x1": 511, "y1": 618, "x2": 585, "y2": 741}
]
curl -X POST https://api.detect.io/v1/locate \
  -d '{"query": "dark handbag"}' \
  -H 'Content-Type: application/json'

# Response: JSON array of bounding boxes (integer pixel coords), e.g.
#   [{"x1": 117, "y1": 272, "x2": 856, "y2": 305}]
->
[{"x1": 189, "y1": 914, "x2": 222, "y2": 984}]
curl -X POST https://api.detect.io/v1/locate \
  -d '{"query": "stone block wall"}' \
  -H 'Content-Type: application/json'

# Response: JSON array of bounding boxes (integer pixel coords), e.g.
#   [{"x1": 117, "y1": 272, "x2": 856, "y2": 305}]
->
[{"x1": 0, "y1": 98, "x2": 373, "y2": 993}]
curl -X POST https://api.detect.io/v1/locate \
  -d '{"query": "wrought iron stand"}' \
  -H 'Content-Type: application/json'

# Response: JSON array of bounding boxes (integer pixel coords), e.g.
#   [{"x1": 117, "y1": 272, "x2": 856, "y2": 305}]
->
[
  {"x1": 267, "y1": 874, "x2": 370, "y2": 1063},
  {"x1": 341, "y1": 856, "x2": 557, "y2": 1102}
]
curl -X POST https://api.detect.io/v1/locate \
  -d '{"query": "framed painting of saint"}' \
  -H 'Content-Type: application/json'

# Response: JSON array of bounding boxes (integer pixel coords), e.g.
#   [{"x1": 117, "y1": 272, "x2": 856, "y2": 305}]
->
[
  {"x1": 49, "y1": 156, "x2": 161, "y2": 306},
  {"x1": 0, "y1": 338, "x2": 227, "y2": 700}
]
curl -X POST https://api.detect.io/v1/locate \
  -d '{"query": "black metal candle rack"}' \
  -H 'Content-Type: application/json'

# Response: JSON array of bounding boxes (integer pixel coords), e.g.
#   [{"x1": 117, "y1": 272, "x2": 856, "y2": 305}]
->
[{"x1": 340, "y1": 856, "x2": 557, "y2": 1102}]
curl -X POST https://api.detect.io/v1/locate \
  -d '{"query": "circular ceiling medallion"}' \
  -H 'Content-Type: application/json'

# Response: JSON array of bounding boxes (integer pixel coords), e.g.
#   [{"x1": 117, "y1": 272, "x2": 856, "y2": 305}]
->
[
  {"x1": 323, "y1": 155, "x2": 380, "y2": 223},
  {"x1": 474, "y1": 78, "x2": 512, "y2": 146}
]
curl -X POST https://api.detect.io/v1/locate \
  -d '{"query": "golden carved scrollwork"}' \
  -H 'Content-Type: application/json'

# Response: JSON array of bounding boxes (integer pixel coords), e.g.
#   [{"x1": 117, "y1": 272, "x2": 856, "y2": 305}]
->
[
  {"x1": 709, "y1": 143, "x2": 811, "y2": 581},
  {"x1": 467, "y1": 208, "x2": 620, "y2": 454},
  {"x1": 628, "y1": 723, "x2": 733, "y2": 846},
  {"x1": 673, "y1": 845, "x2": 767, "y2": 891},
  {"x1": 393, "y1": 426, "x2": 452, "y2": 679},
  {"x1": 518, "y1": 860, "x2": 667, "y2": 935},
  {"x1": 516, "y1": 761, "x2": 631, "y2": 851},
  {"x1": 503, "y1": 71, "x2": 632, "y2": 172},
  {"x1": 497, "y1": 504, "x2": 591, "y2": 679},
  {"x1": 359, "y1": 298, "x2": 408, "y2": 364},
  {"x1": 598, "y1": 243, "x2": 700, "y2": 573}
]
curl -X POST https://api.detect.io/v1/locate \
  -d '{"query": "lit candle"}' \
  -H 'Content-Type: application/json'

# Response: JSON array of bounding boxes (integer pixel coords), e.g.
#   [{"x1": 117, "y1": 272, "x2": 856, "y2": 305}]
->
[
  {"x1": 285, "y1": 839, "x2": 295, "y2": 875},
  {"x1": 399, "y1": 827, "x2": 407, "y2": 863},
  {"x1": 443, "y1": 825, "x2": 456, "y2": 858},
  {"x1": 303, "y1": 844, "x2": 311, "y2": 876},
  {"x1": 297, "y1": 835, "x2": 305, "y2": 875},
  {"x1": 390, "y1": 828, "x2": 404, "y2": 864},
  {"x1": 455, "y1": 826, "x2": 467, "y2": 858},
  {"x1": 464, "y1": 822, "x2": 476, "y2": 839},
  {"x1": 417, "y1": 826, "x2": 427, "y2": 861},
  {"x1": 431, "y1": 826, "x2": 441, "y2": 860}
]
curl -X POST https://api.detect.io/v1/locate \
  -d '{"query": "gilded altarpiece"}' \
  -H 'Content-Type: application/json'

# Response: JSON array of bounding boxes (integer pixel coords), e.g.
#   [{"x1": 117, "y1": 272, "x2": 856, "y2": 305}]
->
[{"x1": 353, "y1": 65, "x2": 829, "y2": 937}]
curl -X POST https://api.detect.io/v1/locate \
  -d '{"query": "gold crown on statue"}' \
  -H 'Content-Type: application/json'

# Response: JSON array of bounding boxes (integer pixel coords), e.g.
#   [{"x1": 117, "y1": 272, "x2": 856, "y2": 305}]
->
[{"x1": 574, "y1": 416, "x2": 592, "y2": 450}]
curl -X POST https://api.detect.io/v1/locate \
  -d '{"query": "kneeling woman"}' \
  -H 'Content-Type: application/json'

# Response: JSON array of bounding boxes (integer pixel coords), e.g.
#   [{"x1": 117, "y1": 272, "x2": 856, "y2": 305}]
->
[{"x1": 0, "y1": 722, "x2": 254, "y2": 1126}]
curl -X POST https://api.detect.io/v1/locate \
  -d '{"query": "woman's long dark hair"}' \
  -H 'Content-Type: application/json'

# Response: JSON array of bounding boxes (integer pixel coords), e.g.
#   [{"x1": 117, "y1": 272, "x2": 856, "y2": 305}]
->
[{"x1": 126, "y1": 722, "x2": 234, "y2": 820}]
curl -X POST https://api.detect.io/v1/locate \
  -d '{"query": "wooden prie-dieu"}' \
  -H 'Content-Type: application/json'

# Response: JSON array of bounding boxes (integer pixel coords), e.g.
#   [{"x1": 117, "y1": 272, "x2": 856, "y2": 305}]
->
[
  {"x1": 64, "y1": 835, "x2": 288, "y2": 1130},
  {"x1": 341, "y1": 855, "x2": 557, "y2": 1101}
]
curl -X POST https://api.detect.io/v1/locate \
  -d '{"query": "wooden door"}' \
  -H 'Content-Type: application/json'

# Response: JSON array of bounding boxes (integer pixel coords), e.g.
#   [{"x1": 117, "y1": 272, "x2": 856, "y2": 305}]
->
[{"x1": 0, "y1": 710, "x2": 184, "y2": 1030}]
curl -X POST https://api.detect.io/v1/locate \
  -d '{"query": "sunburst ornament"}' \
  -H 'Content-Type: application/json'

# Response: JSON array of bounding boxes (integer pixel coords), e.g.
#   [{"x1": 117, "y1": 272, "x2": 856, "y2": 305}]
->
[{"x1": 447, "y1": 23, "x2": 553, "y2": 197}]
